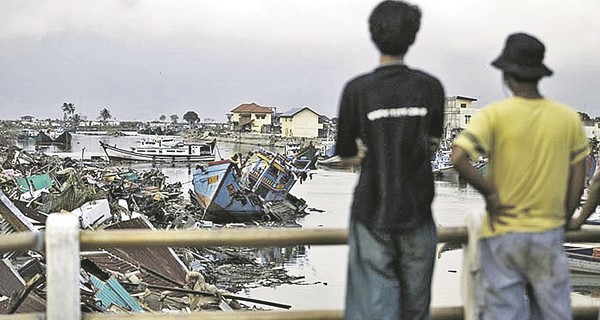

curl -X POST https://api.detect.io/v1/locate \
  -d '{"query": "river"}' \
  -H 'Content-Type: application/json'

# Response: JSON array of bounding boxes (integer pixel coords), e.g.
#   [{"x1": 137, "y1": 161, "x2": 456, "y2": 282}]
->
[{"x1": 17, "y1": 133, "x2": 600, "y2": 311}]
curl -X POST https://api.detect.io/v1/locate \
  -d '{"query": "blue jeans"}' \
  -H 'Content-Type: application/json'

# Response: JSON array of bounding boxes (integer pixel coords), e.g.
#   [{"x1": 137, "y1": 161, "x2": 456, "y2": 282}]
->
[
  {"x1": 344, "y1": 218, "x2": 437, "y2": 320},
  {"x1": 480, "y1": 228, "x2": 571, "y2": 320}
]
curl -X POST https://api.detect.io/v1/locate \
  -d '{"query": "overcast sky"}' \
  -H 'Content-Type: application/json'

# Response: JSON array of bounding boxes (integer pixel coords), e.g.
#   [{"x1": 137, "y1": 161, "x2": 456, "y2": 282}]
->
[{"x1": 1, "y1": 0, "x2": 599, "y2": 122}]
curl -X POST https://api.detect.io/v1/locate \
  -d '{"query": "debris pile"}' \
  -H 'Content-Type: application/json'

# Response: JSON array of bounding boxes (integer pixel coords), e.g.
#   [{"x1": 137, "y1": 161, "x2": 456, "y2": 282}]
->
[{"x1": 0, "y1": 144, "x2": 314, "y2": 315}]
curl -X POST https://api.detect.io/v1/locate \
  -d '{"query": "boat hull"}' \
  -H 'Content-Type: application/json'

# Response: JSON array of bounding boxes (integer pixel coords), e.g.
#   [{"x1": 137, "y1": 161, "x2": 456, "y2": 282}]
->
[
  {"x1": 193, "y1": 161, "x2": 264, "y2": 222},
  {"x1": 565, "y1": 245, "x2": 600, "y2": 275},
  {"x1": 100, "y1": 141, "x2": 217, "y2": 163},
  {"x1": 192, "y1": 150, "x2": 307, "y2": 223}
]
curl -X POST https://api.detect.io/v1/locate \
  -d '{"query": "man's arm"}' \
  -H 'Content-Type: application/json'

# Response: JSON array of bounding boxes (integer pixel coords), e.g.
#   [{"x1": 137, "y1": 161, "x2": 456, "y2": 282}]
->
[
  {"x1": 451, "y1": 145, "x2": 514, "y2": 231},
  {"x1": 566, "y1": 159, "x2": 589, "y2": 229}
]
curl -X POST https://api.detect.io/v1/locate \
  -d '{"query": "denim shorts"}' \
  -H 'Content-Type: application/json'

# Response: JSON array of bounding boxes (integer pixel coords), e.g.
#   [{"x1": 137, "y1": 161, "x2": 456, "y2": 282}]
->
[
  {"x1": 480, "y1": 228, "x2": 571, "y2": 320},
  {"x1": 344, "y1": 218, "x2": 437, "y2": 320}
]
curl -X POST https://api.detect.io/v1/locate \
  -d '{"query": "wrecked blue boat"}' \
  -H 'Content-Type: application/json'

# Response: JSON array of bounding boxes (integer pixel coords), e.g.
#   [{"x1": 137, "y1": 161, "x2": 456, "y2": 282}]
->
[{"x1": 191, "y1": 149, "x2": 308, "y2": 223}]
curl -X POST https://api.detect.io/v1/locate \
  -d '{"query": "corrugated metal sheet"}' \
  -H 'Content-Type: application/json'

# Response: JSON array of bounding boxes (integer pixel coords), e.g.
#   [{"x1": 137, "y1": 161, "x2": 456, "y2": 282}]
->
[
  {"x1": 104, "y1": 217, "x2": 189, "y2": 286},
  {"x1": 90, "y1": 275, "x2": 143, "y2": 312},
  {"x1": 82, "y1": 250, "x2": 178, "y2": 288}
]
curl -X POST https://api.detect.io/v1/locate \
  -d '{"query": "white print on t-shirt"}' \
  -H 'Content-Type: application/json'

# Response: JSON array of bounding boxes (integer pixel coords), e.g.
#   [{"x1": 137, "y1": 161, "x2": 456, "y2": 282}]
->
[{"x1": 367, "y1": 107, "x2": 428, "y2": 121}]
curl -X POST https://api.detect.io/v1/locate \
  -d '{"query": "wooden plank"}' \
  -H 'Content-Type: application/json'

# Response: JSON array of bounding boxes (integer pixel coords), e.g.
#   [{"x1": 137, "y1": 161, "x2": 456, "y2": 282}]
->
[{"x1": 0, "y1": 191, "x2": 38, "y2": 233}]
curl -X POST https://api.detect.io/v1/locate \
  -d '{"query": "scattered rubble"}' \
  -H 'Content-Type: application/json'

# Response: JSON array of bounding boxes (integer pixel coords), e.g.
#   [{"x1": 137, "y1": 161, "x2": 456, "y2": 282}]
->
[{"x1": 0, "y1": 143, "x2": 315, "y2": 315}]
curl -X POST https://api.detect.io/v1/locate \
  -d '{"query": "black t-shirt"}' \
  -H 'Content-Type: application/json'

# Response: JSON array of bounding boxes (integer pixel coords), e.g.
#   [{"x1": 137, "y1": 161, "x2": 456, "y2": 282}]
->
[{"x1": 335, "y1": 64, "x2": 445, "y2": 231}]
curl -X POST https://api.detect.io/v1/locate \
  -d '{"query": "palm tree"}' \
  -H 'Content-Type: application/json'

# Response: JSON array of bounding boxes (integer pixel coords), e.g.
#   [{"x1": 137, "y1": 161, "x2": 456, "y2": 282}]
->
[
  {"x1": 98, "y1": 108, "x2": 112, "y2": 126},
  {"x1": 61, "y1": 102, "x2": 75, "y2": 122}
]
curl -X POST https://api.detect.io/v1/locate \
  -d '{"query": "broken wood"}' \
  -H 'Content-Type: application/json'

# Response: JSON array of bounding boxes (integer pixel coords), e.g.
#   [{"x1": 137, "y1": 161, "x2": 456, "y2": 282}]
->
[{"x1": 121, "y1": 282, "x2": 292, "y2": 310}]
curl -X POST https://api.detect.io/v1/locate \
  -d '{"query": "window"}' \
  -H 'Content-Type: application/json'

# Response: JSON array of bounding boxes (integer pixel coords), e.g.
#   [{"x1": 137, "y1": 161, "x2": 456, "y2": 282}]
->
[
  {"x1": 460, "y1": 103, "x2": 467, "y2": 108},
  {"x1": 465, "y1": 115, "x2": 472, "y2": 124}
]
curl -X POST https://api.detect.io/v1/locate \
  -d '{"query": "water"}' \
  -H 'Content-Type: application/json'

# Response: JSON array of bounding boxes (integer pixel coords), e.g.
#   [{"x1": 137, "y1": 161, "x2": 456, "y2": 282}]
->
[{"x1": 16, "y1": 134, "x2": 600, "y2": 310}]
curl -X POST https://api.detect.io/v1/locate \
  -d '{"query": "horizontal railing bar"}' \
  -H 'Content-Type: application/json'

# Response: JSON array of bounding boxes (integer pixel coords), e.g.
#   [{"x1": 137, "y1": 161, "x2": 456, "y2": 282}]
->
[
  {"x1": 0, "y1": 232, "x2": 39, "y2": 252},
  {"x1": 2, "y1": 227, "x2": 600, "y2": 252},
  {"x1": 80, "y1": 227, "x2": 600, "y2": 248},
  {"x1": 79, "y1": 228, "x2": 349, "y2": 249},
  {"x1": 0, "y1": 306, "x2": 597, "y2": 320},
  {"x1": 0, "y1": 314, "x2": 44, "y2": 320},
  {"x1": 83, "y1": 310, "x2": 344, "y2": 320}
]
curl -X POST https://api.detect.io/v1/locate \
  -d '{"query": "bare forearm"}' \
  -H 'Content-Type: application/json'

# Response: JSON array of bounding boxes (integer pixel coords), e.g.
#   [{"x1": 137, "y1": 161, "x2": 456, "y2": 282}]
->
[{"x1": 570, "y1": 168, "x2": 599, "y2": 229}]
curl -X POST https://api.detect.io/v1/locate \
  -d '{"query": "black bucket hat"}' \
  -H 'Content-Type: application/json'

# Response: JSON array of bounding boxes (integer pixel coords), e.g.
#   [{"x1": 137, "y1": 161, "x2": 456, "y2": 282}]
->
[{"x1": 491, "y1": 32, "x2": 553, "y2": 78}]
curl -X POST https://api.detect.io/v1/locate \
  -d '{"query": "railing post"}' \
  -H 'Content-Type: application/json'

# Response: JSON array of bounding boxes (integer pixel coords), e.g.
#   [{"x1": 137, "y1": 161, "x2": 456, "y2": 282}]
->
[{"x1": 46, "y1": 214, "x2": 81, "y2": 320}]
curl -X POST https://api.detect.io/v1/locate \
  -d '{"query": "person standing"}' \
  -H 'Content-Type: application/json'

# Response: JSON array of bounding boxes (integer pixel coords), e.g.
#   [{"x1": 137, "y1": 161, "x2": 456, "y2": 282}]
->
[
  {"x1": 451, "y1": 33, "x2": 588, "y2": 320},
  {"x1": 335, "y1": 1, "x2": 445, "y2": 319}
]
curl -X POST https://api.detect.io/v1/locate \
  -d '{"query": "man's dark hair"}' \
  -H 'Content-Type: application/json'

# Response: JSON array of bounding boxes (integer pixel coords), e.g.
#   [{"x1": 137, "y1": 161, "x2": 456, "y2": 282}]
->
[{"x1": 368, "y1": 1, "x2": 421, "y2": 56}]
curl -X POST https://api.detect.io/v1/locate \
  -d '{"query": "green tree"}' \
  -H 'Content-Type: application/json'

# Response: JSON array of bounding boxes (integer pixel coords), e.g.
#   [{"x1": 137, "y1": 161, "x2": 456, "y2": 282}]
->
[
  {"x1": 159, "y1": 114, "x2": 167, "y2": 122},
  {"x1": 98, "y1": 108, "x2": 112, "y2": 125},
  {"x1": 183, "y1": 111, "x2": 199, "y2": 126},
  {"x1": 170, "y1": 114, "x2": 179, "y2": 124}
]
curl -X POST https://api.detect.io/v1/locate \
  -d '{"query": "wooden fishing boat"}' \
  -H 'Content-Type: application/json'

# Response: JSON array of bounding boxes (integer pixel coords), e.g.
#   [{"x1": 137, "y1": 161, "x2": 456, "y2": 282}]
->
[
  {"x1": 99, "y1": 139, "x2": 219, "y2": 163},
  {"x1": 285, "y1": 142, "x2": 319, "y2": 170},
  {"x1": 192, "y1": 149, "x2": 308, "y2": 223},
  {"x1": 191, "y1": 160, "x2": 264, "y2": 222},
  {"x1": 316, "y1": 145, "x2": 344, "y2": 169}
]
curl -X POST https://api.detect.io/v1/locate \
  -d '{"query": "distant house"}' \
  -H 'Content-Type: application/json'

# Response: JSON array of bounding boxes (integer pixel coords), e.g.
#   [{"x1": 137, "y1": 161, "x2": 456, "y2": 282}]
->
[
  {"x1": 444, "y1": 96, "x2": 478, "y2": 140},
  {"x1": 230, "y1": 103, "x2": 274, "y2": 133},
  {"x1": 280, "y1": 107, "x2": 322, "y2": 138}
]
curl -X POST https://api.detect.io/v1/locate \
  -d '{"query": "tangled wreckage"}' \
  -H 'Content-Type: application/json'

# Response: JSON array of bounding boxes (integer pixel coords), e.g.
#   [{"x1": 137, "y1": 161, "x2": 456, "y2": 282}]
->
[{"x1": 0, "y1": 144, "x2": 316, "y2": 315}]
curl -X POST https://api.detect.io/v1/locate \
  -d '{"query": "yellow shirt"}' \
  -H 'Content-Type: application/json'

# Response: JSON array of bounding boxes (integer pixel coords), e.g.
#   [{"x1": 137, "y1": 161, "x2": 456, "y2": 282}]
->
[{"x1": 453, "y1": 97, "x2": 589, "y2": 238}]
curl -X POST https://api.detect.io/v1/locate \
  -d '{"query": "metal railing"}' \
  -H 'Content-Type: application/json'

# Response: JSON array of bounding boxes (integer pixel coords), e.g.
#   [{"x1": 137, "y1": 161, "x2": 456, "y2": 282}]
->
[{"x1": 0, "y1": 214, "x2": 599, "y2": 320}]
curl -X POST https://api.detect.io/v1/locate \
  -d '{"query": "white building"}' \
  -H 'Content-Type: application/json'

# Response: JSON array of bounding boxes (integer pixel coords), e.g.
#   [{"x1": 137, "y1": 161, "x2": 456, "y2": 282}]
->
[
  {"x1": 280, "y1": 107, "x2": 322, "y2": 138},
  {"x1": 444, "y1": 96, "x2": 478, "y2": 140}
]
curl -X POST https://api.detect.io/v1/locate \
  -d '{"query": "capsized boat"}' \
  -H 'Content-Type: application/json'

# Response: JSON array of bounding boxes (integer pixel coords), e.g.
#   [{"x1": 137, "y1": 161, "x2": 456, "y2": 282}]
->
[
  {"x1": 99, "y1": 138, "x2": 219, "y2": 163},
  {"x1": 191, "y1": 149, "x2": 309, "y2": 223}
]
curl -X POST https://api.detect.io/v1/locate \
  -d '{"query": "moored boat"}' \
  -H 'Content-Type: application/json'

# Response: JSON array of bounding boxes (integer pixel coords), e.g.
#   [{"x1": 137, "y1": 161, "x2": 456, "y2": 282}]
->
[
  {"x1": 565, "y1": 245, "x2": 600, "y2": 275},
  {"x1": 99, "y1": 138, "x2": 219, "y2": 163},
  {"x1": 316, "y1": 145, "x2": 344, "y2": 170},
  {"x1": 285, "y1": 142, "x2": 319, "y2": 170},
  {"x1": 431, "y1": 149, "x2": 456, "y2": 179}
]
